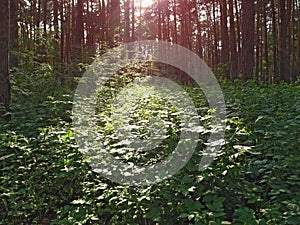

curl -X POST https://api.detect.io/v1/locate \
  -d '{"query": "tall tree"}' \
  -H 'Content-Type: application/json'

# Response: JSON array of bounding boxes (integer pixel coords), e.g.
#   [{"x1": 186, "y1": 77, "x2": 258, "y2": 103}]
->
[
  {"x1": 172, "y1": 0, "x2": 178, "y2": 43},
  {"x1": 220, "y1": 0, "x2": 229, "y2": 69},
  {"x1": 228, "y1": 0, "x2": 238, "y2": 80},
  {"x1": 255, "y1": 0, "x2": 261, "y2": 80},
  {"x1": 131, "y1": 0, "x2": 135, "y2": 41},
  {"x1": 212, "y1": 0, "x2": 219, "y2": 67},
  {"x1": 279, "y1": 0, "x2": 291, "y2": 82},
  {"x1": 240, "y1": 0, "x2": 255, "y2": 80},
  {"x1": 73, "y1": 0, "x2": 84, "y2": 58},
  {"x1": 109, "y1": 0, "x2": 120, "y2": 46},
  {"x1": 271, "y1": 0, "x2": 277, "y2": 82},
  {"x1": 0, "y1": 0, "x2": 11, "y2": 116},
  {"x1": 263, "y1": 0, "x2": 269, "y2": 82},
  {"x1": 124, "y1": 0, "x2": 130, "y2": 43},
  {"x1": 297, "y1": 7, "x2": 300, "y2": 79},
  {"x1": 53, "y1": 0, "x2": 59, "y2": 39},
  {"x1": 158, "y1": 0, "x2": 162, "y2": 40},
  {"x1": 10, "y1": 0, "x2": 18, "y2": 67}
]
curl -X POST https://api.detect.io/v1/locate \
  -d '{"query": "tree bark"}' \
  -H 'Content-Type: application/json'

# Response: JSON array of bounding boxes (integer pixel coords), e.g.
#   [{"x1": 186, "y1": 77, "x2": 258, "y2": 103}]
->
[
  {"x1": 131, "y1": 0, "x2": 135, "y2": 41},
  {"x1": 220, "y1": 0, "x2": 230, "y2": 78},
  {"x1": 0, "y1": 0, "x2": 11, "y2": 117},
  {"x1": 297, "y1": 8, "x2": 300, "y2": 80},
  {"x1": 172, "y1": 0, "x2": 178, "y2": 44},
  {"x1": 279, "y1": 0, "x2": 291, "y2": 82},
  {"x1": 240, "y1": 0, "x2": 255, "y2": 80},
  {"x1": 10, "y1": 0, "x2": 18, "y2": 67},
  {"x1": 124, "y1": 0, "x2": 130, "y2": 43},
  {"x1": 73, "y1": 0, "x2": 84, "y2": 58},
  {"x1": 271, "y1": 0, "x2": 277, "y2": 83},
  {"x1": 262, "y1": 0, "x2": 269, "y2": 83},
  {"x1": 228, "y1": 0, "x2": 237, "y2": 80},
  {"x1": 109, "y1": 0, "x2": 120, "y2": 47}
]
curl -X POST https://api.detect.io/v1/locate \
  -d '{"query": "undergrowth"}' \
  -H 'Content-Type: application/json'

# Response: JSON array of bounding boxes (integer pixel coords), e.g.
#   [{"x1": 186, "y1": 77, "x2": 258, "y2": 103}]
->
[{"x1": 0, "y1": 65, "x2": 299, "y2": 224}]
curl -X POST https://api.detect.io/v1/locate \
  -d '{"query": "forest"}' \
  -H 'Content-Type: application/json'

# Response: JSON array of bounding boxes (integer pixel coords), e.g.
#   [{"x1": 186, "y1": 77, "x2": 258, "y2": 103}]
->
[{"x1": 0, "y1": 0, "x2": 299, "y2": 224}]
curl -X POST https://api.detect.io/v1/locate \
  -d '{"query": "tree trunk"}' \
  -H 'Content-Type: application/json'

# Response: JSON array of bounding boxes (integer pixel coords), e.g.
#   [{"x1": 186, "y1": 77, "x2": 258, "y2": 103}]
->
[
  {"x1": 0, "y1": 0, "x2": 11, "y2": 117},
  {"x1": 109, "y1": 0, "x2": 120, "y2": 47},
  {"x1": 172, "y1": 0, "x2": 178, "y2": 43},
  {"x1": 53, "y1": 0, "x2": 59, "y2": 39},
  {"x1": 10, "y1": 0, "x2": 18, "y2": 67},
  {"x1": 43, "y1": 0, "x2": 47, "y2": 34},
  {"x1": 60, "y1": 0, "x2": 65, "y2": 62},
  {"x1": 263, "y1": 0, "x2": 269, "y2": 83},
  {"x1": 213, "y1": 1, "x2": 219, "y2": 67},
  {"x1": 291, "y1": 0, "x2": 296, "y2": 82},
  {"x1": 124, "y1": 0, "x2": 130, "y2": 43},
  {"x1": 158, "y1": 0, "x2": 162, "y2": 40},
  {"x1": 220, "y1": 0, "x2": 230, "y2": 78},
  {"x1": 279, "y1": 0, "x2": 291, "y2": 82},
  {"x1": 234, "y1": 0, "x2": 241, "y2": 55},
  {"x1": 271, "y1": 0, "x2": 277, "y2": 83},
  {"x1": 228, "y1": 0, "x2": 237, "y2": 80},
  {"x1": 73, "y1": 0, "x2": 84, "y2": 59},
  {"x1": 297, "y1": 8, "x2": 300, "y2": 80},
  {"x1": 131, "y1": 0, "x2": 135, "y2": 41},
  {"x1": 240, "y1": 0, "x2": 255, "y2": 80},
  {"x1": 194, "y1": 0, "x2": 202, "y2": 58},
  {"x1": 255, "y1": 0, "x2": 261, "y2": 80}
]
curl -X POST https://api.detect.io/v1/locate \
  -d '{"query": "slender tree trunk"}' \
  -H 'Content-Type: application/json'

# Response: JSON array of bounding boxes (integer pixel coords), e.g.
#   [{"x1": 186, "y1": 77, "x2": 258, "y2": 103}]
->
[
  {"x1": 186, "y1": 1, "x2": 192, "y2": 49},
  {"x1": 297, "y1": 8, "x2": 300, "y2": 80},
  {"x1": 173, "y1": 0, "x2": 178, "y2": 43},
  {"x1": 131, "y1": 0, "x2": 135, "y2": 41},
  {"x1": 212, "y1": 1, "x2": 219, "y2": 67},
  {"x1": 37, "y1": 0, "x2": 41, "y2": 29},
  {"x1": 220, "y1": 0, "x2": 229, "y2": 66},
  {"x1": 279, "y1": 0, "x2": 291, "y2": 82},
  {"x1": 10, "y1": 0, "x2": 18, "y2": 67},
  {"x1": 271, "y1": 0, "x2": 277, "y2": 83},
  {"x1": 109, "y1": 0, "x2": 120, "y2": 46},
  {"x1": 43, "y1": 0, "x2": 47, "y2": 34},
  {"x1": 158, "y1": 0, "x2": 162, "y2": 40},
  {"x1": 0, "y1": 0, "x2": 11, "y2": 117},
  {"x1": 66, "y1": 1, "x2": 72, "y2": 63},
  {"x1": 291, "y1": 0, "x2": 296, "y2": 81},
  {"x1": 228, "y1": 0, "x2": 237, "y2": 80},
  {"x1": 240, "y1": 0, "x2": 255, "y2": 80},
  {"x1": 99, "y1": 0, "x2": 106, "y2": 48},
  {"x1": 53, "y1": 0, "x2": 59, "y2": 39},
  {"x1": 166, "y1": 2, "x2": 170, "y2": 42},
  {"x1": 263, "y1": 0, "x2": 269, "y2": 83},
  {"x1": 255, "y1": 0, "x2": 261, "y2": 80},
  {"x1": 194, "y1": 0, "x2": 202, "y2": 58},
  {"x1": 74, "y1": 0, "x2": 84, "y2": 58},
  {"x1": 60, "y1": 0, "x2": 65, "y2": 62},
  {"x1": 124, "y1": 0, "x2": 130, "y2": 43},
  {"x1": 235, "y1": 0, "x2": 241, "y2": 55}
]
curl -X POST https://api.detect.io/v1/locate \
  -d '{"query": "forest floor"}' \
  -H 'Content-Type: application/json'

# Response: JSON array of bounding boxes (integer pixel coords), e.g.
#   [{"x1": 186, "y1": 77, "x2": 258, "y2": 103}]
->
[{"x1": 0, "y1": 66, "x2": 299, "y2": 224}]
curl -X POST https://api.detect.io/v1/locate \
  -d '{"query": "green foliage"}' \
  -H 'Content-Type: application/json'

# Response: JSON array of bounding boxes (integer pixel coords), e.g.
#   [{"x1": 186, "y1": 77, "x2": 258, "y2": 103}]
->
[{"x1": 1, "y1": 67, "x2": 299, "y2": 224}]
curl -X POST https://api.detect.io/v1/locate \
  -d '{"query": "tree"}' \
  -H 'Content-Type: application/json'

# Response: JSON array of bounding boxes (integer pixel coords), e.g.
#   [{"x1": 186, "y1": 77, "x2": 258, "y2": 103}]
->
[
  {"x1": 109, "y1": 0, "x2": 120, "y2": 47},
  {"x1": 220, "y1": 0, "x2": 229, "y2": 68},
  {"x1": 124, "y1": 0, "x2": 130, "y2": 43},
  {"x1": 0, "y1": 0, "x2": 11, "y2": 117},
  {"x1": 10, "y1": 0, "x2": 18, "y2": 67},
  {"x1": 262, "y1": 0, "x2": 269, "y2": 83},
  {"x1": 279, "y1": 0, "x2": 291, "y2": 82},
  {"x1": 228, "y1": 0, "x2": 238, "y2": 80},
  {"x1": 73, "y1": 0, "x2": 84, "y2": 59},
  {"x1": 297, "y1": 7, "x2": 300, "y2": 79},
  {"x1": 240, "y1": 0, "x2": 255, "y2": 80}
]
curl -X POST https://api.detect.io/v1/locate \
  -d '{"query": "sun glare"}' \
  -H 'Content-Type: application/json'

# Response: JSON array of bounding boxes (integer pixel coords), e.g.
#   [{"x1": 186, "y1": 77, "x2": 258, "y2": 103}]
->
[{"x1": 140, "y1": 0, "x2": 154, "y2": 8}]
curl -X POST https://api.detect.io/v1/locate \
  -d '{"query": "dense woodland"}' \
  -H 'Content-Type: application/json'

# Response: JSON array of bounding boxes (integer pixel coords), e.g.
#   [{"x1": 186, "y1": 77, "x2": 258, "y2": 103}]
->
[{"x1": 0, "y1": 0, "x2": 300, "y2": 224}]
